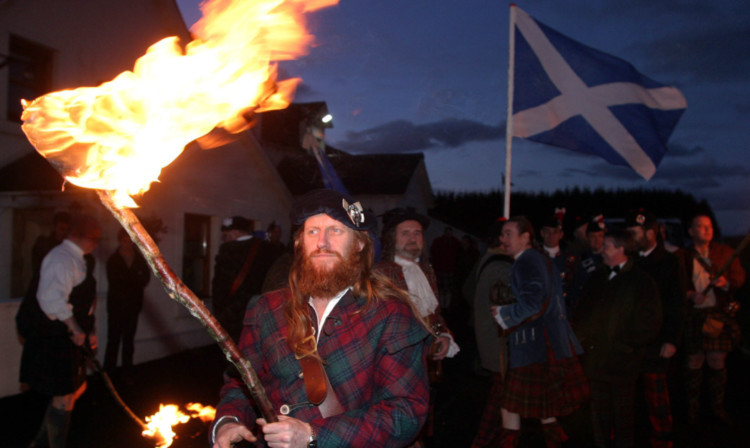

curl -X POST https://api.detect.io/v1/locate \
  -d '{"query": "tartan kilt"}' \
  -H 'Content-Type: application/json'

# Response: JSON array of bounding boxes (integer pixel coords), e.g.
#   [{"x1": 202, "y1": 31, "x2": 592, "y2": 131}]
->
[
  {"x1": 19, "y1": 333, "x2": 88, "y2": 396},
  {"x1": 684, "y1": 308, "x2": 741, "y2": 354},
  {"x1": 502, "y1": 337, "x2": 589, "y2": 418}
]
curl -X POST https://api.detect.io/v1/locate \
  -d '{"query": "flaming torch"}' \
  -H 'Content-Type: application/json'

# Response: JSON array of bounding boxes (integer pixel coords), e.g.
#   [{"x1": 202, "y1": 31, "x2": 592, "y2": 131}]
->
[{"x1": 20, "y1": 0, "x2": 338, "y2": 433}]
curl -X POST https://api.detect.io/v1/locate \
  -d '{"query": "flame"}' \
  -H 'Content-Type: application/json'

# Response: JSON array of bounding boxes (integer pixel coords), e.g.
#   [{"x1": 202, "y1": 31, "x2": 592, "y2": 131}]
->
[
  {"x1": 186, "y1": 402, "x2": 216, "y2": 422},
  {"x1": 20, "y1": 0, "x2": 338, "y2": 207},
  {"x1": 142, "y1": 404, "x2": 190, "y2": 447},
  {"x1": 141, "y1": 402, "x2": 216, "y2": 448}
]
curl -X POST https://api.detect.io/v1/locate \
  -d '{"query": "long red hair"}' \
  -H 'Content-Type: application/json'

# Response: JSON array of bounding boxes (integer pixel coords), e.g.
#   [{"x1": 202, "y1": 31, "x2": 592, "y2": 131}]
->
[{"x1": 284, "y1": 227, "x2": 416, "y2": 358}]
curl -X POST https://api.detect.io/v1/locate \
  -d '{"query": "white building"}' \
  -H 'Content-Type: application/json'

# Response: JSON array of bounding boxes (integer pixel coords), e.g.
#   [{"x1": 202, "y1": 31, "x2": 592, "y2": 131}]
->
[{"x1": 0, "y1": 1, "x2": 443, "y2": 401}]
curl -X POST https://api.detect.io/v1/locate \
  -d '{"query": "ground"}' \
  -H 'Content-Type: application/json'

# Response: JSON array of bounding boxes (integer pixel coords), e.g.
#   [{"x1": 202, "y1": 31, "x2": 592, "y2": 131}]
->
[{"x1": 2, "y1": 310, "x2": 750, "y2": 447}]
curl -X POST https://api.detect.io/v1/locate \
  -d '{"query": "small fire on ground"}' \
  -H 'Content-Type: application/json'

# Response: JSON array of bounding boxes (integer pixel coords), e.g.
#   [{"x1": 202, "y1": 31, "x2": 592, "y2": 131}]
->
[{"x1": 142, "y1": 402, "x2": 216, "y2": 448}]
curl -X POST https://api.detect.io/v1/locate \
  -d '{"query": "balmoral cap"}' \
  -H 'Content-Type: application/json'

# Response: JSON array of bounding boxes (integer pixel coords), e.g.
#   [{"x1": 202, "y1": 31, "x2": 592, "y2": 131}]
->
[
  {"x1": 625, "y1": 208, "x2": 657, "y2": 228},
  {"x1": 381, "y1": 207, "x2": 430, "y2": 237},
  {"x1": 587, "y1": 213, "x2": 606, "y2": 233},
  {"x1": 291, "y1": 189, "x2": 376, "y2": 231}
]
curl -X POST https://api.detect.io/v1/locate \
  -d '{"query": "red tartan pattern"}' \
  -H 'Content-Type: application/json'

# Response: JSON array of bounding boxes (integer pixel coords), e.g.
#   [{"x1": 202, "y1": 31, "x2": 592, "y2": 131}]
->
[
  {"x1": 684, "y1": 308, "x2": 740, "y2": 353},
  {"x1": 502, "y1": 336, "x2": 589, "y2": 418},
  {"x1": 642, "y1": 372, "x2": 673, "y2": 447},
  {"x1": 214, "y1": 288, "x2": 431, "y2": 447},
  {"x1": 471, "y1": 373, "x2": 505, "y2": 448}
]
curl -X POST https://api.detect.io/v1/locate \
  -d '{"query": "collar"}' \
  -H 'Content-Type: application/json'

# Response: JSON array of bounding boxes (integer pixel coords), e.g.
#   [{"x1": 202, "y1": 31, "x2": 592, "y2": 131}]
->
[
  {"x1": 63, "y1": 239, "x2": 85, "y2": 257},
  {"x1": 394, "y1": 254, "x2": 420, "y2": 266},
  {"x1": 639, "y1": 244, "x2": 657, "y2": 258},
  {"x1": 236, "y1": 235, "x2": 253, "y2": 242},
  {"x1": 309, "y1": 287, "x2": 351, "y2": 340},
  {"x1": 513, "y1": 248, "x2": 528, "y2": 260},
  {"x1": 543, "y1": 245, "x2": 560, "y2": 257}
]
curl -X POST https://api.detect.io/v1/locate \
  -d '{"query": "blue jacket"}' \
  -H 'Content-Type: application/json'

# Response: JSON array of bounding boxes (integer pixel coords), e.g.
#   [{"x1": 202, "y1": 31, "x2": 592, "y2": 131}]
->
[{"x1": 498, "y1": 249, "x2": 582, "y2": 368}]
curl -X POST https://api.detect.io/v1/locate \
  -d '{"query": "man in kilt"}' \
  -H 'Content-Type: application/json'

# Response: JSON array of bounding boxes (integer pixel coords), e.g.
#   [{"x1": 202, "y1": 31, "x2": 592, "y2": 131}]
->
[
  {"x1": 18, "y1": 214, "x2": 101, "y2": 448},
  {"x1": 574, "y1": 228, "x2": 663, "y2": 448},
  {"x1": 677, "y1": 213, "x2": 745, "y2": 424},
  {"x1": 491, "y1": 216, "x2": 589, "y2": 448},
  {"x1": 625, "y1": 209, "x2": 686, "y2": 447}
]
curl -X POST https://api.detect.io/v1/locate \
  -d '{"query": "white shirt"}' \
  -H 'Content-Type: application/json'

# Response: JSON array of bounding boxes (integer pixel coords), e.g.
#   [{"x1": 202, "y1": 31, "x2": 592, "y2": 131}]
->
[
  {"x1": 37, "y1": 239, "x2": 87, "y2": 321},
  {"x1": 394, "y1": 255, "x2": 460, "y2": 358},
  {"x1": 309, "y1": 287, "x2": 349, "y2": 342},
  {"x1": 543, "y1": 245, "x2": 560, "y2": 258},
  {"x1": 639, "y1": 244, "x2": 657, "y2": 258},
  {"x1": 692, "y1": 256, "x2": 717, "y2": 309}
]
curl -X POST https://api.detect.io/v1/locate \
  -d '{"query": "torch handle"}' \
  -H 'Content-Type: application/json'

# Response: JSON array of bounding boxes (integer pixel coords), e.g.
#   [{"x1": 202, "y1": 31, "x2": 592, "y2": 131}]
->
[{"x1": 97, "y1": 190, "x2": 278, "y2": 423}]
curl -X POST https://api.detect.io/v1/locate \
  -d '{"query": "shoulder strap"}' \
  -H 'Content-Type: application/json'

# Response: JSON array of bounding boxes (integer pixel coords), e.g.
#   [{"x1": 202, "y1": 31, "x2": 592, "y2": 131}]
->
[
  {"x1": 229, "y1": 239, "x2": 261, "y2": 297},
  {"x1": 690, "y1": 248, "x2": 715, "y2": 274}
]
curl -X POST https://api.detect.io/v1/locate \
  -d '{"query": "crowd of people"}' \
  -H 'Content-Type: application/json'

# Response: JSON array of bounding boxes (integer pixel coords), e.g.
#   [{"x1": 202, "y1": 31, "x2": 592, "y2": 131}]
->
[
  {"x1": 15, "y1": 190, "x2": 748, "y2": 448},
  {"x1": 463, "y1": 207, "x2": 745, "y2": 448}
]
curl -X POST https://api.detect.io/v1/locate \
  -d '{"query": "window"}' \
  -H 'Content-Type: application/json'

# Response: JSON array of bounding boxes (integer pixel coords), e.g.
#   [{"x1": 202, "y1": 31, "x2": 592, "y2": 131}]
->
[
  {"x1": 182, "y1": 214, "x2": 211, "y2": 299},
  {"x1": 7, "y1": 35, "x2": 53, "y2": 122},
  {"x1": 9, "y1": 208, "x2": 60, "y2": 298}
]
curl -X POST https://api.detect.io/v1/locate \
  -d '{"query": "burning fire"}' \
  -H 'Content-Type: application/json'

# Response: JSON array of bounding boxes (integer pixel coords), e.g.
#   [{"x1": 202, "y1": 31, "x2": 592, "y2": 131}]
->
[
  {"x1": 20, "y1": 0, "x2": 338, "y2": 207},
  {"x1": 142, "y1": 403, "x2": 217, "y2": 448}
]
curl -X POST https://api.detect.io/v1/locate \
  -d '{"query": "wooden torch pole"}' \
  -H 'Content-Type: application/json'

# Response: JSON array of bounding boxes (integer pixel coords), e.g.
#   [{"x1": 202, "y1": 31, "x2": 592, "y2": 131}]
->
[{"x1": 96, "y1": 190, "x2": 277, "y2": 423}]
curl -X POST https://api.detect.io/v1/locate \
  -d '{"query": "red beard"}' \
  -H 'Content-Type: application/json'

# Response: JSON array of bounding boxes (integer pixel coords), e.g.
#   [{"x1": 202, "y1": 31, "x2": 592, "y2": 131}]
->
[{"x1": 297, "y1": 248, "x2": 362, "y2": 298}]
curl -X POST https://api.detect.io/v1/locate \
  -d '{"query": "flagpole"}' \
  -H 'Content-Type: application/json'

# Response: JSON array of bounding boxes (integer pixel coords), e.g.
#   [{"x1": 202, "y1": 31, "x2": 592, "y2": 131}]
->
[{"x1": 503, "y1": 4, "x2": 517, "y2": 218}]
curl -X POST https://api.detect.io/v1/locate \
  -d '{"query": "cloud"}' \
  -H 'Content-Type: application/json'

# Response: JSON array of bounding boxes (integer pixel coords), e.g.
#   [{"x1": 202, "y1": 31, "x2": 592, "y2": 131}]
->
[
  {"x1": 627, "y1": 21, "x2": 750, "y2": 83},
  {"x1": 665, "y1": 143, "x2": 705, "y2": 158},
  {"x1": 334, "y1": 118, "x2": 505, "y2": 154},
  {"x1": 556, "y1": 154, "x2": 750, "y2": 188}
]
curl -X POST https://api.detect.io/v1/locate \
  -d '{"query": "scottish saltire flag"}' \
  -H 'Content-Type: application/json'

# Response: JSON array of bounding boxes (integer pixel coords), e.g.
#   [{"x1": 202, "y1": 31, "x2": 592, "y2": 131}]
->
[{"x1": 511, "y1": 6, "x2": 687, "y2": 180}]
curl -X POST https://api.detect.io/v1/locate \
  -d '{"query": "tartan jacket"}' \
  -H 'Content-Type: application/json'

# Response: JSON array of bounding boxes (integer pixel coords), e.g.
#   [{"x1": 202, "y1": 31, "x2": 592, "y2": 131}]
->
[{"x1": 214, "y1": 288, "x2": 431, "y2": 447}]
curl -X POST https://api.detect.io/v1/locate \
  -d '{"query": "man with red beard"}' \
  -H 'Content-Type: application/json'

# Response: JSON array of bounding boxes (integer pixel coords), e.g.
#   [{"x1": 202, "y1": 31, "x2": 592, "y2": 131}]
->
[{"x1": 211, "y1": 189, "x2": 431, "y2": 448}]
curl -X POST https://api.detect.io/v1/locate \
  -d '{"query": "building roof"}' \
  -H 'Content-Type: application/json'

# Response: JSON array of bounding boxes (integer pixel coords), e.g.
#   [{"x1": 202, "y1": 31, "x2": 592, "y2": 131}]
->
[
  {"x1": 0, "y1": 151, "x2": 64, "y2": 192},
  {"x1": 275, "y1": 150, "x2": 424, "y2": 195}
]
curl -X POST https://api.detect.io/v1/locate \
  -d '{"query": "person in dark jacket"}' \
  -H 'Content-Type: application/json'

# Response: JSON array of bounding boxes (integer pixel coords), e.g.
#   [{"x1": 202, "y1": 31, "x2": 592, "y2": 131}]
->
[
  {"x1": 103, "y1": 228, "x2": 151, "y2": 382},
  {"x1": 574, "y1": 228, "x2": 662, "y2": 448},
  {"x1": 212, "y1": 216, "x2": 276, "y2": 343},
  {"x1": 626, "y1": 209, "x2": 686, "y2": 447}
]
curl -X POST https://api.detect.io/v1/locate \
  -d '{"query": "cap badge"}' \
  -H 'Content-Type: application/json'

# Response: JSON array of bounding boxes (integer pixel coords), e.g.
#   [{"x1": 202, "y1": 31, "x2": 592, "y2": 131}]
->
[{"x1": 342, "y1": 199, "x2": 365, "y2": 228}]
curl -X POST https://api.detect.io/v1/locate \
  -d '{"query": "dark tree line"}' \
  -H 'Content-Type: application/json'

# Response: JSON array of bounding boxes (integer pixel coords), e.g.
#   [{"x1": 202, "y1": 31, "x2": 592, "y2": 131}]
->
[{"x1": 430, "y1": 187, "x2": 718, "y2": 243}]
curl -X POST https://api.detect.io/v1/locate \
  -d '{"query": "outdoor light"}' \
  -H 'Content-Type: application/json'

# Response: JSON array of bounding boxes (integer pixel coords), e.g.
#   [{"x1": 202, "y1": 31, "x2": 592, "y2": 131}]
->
[{"x1": 321, "y1": 113, "x2": 332, "y2": 124}]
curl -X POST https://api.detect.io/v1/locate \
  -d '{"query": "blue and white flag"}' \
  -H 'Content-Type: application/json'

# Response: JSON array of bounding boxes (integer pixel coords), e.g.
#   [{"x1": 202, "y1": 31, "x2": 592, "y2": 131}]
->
[{"x1": 511, "y1": 6, "x2": 687, "y2": 180}]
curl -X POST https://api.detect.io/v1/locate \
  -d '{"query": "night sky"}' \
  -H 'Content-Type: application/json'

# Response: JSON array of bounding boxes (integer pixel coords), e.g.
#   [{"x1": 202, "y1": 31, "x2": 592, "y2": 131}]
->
[{"x1": 176, "y1": 0, "x2": 750, "y2": 235}]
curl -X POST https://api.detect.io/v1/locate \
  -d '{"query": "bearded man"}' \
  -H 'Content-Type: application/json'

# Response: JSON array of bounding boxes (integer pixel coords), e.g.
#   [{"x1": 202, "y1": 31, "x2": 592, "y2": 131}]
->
[
  {"x1": 375, "y1": 208, "x2": 459, "y2": 365},
  {"x1": 211, "y1": 189, "x2": 431, "y2": 448},
  {"x1": 375, "y1": 208, "x2": 459, "y2": 445},
  {"x1": 626, "y1": 209, "x2": 686, "y2": 447}
]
